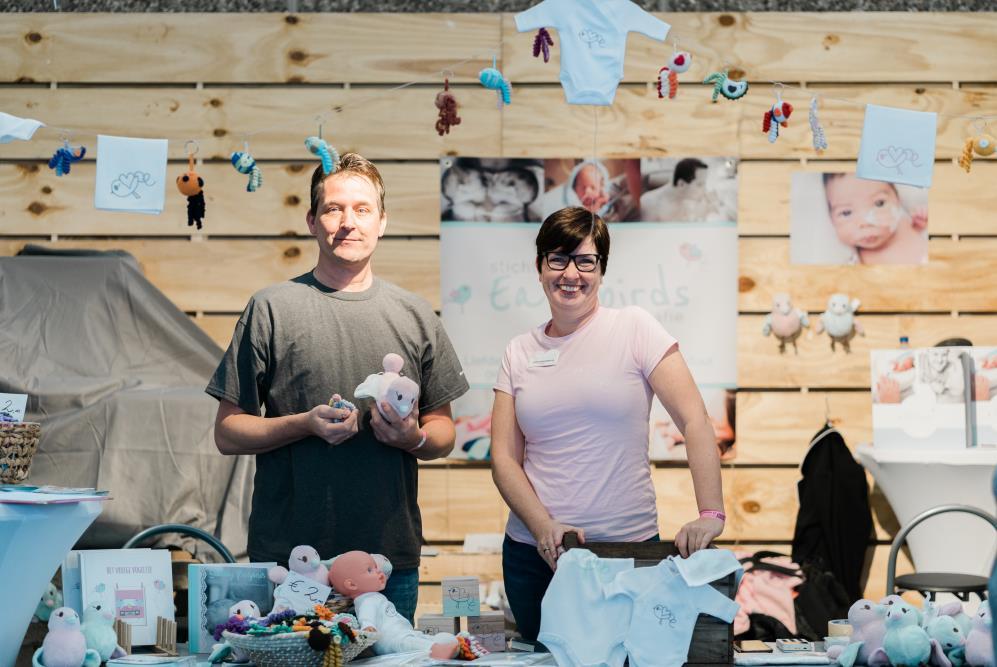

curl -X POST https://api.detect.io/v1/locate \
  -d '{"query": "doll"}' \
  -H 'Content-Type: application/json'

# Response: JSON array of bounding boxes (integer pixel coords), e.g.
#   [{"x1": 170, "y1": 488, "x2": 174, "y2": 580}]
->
[
  {"x1": 355, "y1": 353, "x2": 420, "y2": 420},
  {"x1": 815, "y1": 293, "x2": 864, "y2": 353},
  {"x1": 761, "y1": 292, "x2": 809, "y2": 354},
  {"x1": 328, "y1": 550, "x2": 459, "y2": 659},
  {"x1": 32, "y1": 608, "x2": 101, "y2": 667}
]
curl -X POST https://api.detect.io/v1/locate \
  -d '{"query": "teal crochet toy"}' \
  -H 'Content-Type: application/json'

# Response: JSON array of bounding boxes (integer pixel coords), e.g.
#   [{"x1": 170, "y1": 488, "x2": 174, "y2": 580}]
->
[
  {"x1": 703, "y1": 68, "x2": 748, "y2": 103},
  {"x1": 305, "y1": 136, "x2": 340, "y2": 175},
  {"x1": 32, "y1": 608, "x2": 101, "y2": 667},
  {"x1": 34, "y1": 583, "x2": 63, "y2": 623},
  {"x1": 479, "y1": 57, "x2": 511, "y2": 106},
  {"x1": 231, "y1": 151, "x2": 262, "y2": 192},
  {"x1": 80, "y1": 603, "x2": 126, "y2": 662}
]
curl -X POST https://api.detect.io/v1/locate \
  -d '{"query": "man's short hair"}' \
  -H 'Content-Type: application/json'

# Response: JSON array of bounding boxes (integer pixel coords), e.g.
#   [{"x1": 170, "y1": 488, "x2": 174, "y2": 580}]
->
[{"x1": 309, "y1": 152, "x2": 386, "y2": 217}]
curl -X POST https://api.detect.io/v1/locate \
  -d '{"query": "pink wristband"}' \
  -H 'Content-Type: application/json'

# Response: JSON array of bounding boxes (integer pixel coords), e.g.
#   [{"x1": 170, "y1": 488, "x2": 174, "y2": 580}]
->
[{"x1": 699, "y1": 509, "x2": 726, "y2": 521}]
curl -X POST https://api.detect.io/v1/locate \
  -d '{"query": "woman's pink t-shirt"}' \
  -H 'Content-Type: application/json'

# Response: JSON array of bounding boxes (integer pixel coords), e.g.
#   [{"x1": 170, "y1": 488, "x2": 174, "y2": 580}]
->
[{"x1": 494, "y1": 306, "x2": 678, "y2": 545}]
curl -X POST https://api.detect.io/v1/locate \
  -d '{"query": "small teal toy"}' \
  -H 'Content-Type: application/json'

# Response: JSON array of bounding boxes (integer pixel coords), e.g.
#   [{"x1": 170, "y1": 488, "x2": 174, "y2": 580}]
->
[
  {"x1": 479, "y1": 57, "x2": 511, "y2": 106},
  {"x1": 80, "y1": 603, "x2": 126, "y2": 662},
  {"x1": 34, "y1": 583, "x2": 63, "y2": 623},
  {"x1": 870, "y1": 599, "x2": 948, "y2": 667},
  {"x1": 305, "y1": 136, "x2": 340, "y2": 175},
  {"x1": 32, "y1": 607, "x2": 101, "y2": 667},
  {"x1": 703, "y1": 68, "x2": 748, "y2": 103},
  {"x1": 231, "y1": 151, "x2": 262, "y2": 192},
  {"x1": 47, "y1": 141, "x2": 85, "y2": 177}
]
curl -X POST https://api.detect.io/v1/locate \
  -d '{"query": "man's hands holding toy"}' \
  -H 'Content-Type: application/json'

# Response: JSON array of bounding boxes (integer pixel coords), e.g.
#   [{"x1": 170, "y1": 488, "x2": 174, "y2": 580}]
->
[
  {"x1": 306, "y1": 394, "x2": 358, "y2": 446},
  {"x1": 371, "y1": 400, "x2": 423, "y2": 451}
]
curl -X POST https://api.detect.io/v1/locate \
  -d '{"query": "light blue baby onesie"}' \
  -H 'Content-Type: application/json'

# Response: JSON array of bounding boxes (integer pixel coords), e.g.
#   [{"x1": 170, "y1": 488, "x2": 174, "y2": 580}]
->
[
  {"x1": 606, "y1": 556, "x2": 741, "y2": 667},
  {"x1": 538, "y1": 549, "x2": 635, "y2": 667},
  {"x1": 515, "y1": 0, "x2": 670, "y2": 105}
]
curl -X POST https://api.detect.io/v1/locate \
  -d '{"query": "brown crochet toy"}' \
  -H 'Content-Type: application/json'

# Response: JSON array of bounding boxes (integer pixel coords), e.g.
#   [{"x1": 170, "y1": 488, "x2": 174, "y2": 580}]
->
[
  {"x1": 435, "y1": 79, "x2": 461, "y2": 137},
  {"x1": 958, "y1": 132, "x2": 995, "y2": 173}
]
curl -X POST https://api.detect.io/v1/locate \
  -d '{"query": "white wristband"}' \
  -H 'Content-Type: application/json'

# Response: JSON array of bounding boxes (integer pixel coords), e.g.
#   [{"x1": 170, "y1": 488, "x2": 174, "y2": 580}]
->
[{"x1": 408, "y1": 430, "x2": 427, "y2": 452}]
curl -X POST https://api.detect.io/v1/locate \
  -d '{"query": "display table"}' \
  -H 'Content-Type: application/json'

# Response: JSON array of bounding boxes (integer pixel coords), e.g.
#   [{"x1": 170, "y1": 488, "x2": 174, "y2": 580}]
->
[
  {"x1": 1, "y1": 499, "x2": 103, "y2": 667},
  {"x1": 857, "y1": 445, "x2": 997, "y2": 577}
]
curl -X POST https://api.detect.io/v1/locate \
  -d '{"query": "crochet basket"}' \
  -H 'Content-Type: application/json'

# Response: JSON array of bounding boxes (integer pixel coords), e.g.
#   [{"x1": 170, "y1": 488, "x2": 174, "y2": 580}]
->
[
  {"x1": 223, "y1": 629, "x2": 378, "y2": 667},
  {"x1": 0, "y1": 422, "x2": 40, "y2": 483}
]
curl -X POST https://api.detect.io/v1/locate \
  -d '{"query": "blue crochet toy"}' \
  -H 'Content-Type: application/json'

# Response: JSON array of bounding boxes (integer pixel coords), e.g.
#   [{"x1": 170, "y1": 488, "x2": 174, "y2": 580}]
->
[
  {"x1": 479, "y1": 57, "x2": 511, "y2": 106},
  {"x1": 304, "y1": 136, "x2": 340, "y2": 175},
  {"x1": 231, "y1": 151, "x2": 262, "y2": 192},
  {"x1": 703, "y1": 68, "x2": 748, "y2": 103},
  {"x1": 47, "y1": 143, "x2": 85, "y2": 177},
  {"x1": 328, "y1": 395, "x2": 357, "y2": 424}
]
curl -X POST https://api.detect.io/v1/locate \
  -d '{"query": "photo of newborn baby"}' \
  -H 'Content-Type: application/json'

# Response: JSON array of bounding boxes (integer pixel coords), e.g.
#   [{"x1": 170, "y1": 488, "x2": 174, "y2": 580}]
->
[
  {"x1": 640, "y1": 157, "x2": 738, "y2": 223},
  {"x1": 791, "y1": 172, "x2": 928, "y2": 265},
  {"x1": 440, "y1": 158, "x2": 544, "y2": 223},
  {"x1": 541, "y1": 158, "x2": 642, "y2": 222}
]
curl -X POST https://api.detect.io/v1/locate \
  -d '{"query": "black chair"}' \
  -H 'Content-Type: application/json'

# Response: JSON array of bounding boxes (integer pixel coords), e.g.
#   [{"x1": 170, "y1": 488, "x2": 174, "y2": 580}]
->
[
  {"x1": 885, "y1": 504, "x2": 996, "y2": 601},
  {"x1": 123, "y1": 522, "x2": 236, "y2": 563}
]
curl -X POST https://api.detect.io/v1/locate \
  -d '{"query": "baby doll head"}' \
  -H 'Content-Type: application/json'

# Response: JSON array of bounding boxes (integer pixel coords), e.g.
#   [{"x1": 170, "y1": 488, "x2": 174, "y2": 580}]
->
[
  {"x1": 823, "y1": 174, "x2": 907, "y2": 250},
  {"x1": 573, "y1": 162, "x2": 606, "y2": 211},
  {"x1": 328, "y1": 551, "x2": 386, "y2": 599}
]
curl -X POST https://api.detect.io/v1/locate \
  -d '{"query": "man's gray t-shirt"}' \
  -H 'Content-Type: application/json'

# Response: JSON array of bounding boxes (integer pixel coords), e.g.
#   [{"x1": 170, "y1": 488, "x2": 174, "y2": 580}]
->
[{"x1": 206, "y1": 273, "x2": 469, "y2": 568}]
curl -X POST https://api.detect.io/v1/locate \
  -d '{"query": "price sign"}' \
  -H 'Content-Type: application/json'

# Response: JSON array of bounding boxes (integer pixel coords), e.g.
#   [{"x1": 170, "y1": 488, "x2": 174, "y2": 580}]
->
[{"x1": 273, "y1": 571, "x2": 332, "y2": 614}]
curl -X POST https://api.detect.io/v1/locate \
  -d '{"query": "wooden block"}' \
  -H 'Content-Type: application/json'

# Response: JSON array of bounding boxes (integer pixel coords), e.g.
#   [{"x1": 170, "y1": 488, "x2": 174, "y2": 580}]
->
[
  {"x1": 418, "y1": 613, "x2": 461, "y2": 636},
  {"x1": 738, "y1": 161, "x2": 997, "y2": 236},
  {"x1": 739, "y1": 238, "x2": 997, "y2": 312},
  {"x1": 0, "y1": 162, "x2": 440, "y2": 237},
  {"x1": 114, "y1": 618, "x2": 132, "y2": 656}
]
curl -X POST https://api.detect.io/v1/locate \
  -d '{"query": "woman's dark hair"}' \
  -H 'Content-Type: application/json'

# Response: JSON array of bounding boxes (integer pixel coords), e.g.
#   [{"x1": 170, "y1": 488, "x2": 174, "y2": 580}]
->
[{"x1": 535, "y1": 206, "x2": 610, "y2": 275}]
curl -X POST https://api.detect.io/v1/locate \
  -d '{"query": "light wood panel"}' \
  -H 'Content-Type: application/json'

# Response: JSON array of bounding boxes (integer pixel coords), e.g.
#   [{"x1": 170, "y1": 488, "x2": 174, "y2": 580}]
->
[
  {"x1": 0, "y1": 239, "x2": 441, "y2": 311},
  {"x1": 5, "y1": 14, "x2": 996, "y2": 85},
  {"x1": 736, "y1": 391, "x2": 871, "y2": 464},
  {"x1": 738, "y1": 314, "x2": 997, "y2": 388},
  {"x1": 418, "y1": 466, "x2": 896, "y2": 543},
  {"x1": 739, "y1": 238, "x2": 997, "y2": 312},
  {"x1": 501, "y1": 13, "x2": 997, "y2": 84},
  {"x1": 0, "y1": 88, "x2": 502, "y2": 161},
  {"x1": 0, "y1": 13, "x2": 499, "y2": 84},
  {"x1": 417, "y1": 543, "x2": 914, "y2": 602},
  {"x1": 501, "y1": 86, "x2": 997, "y2": 160},
  {"x1": 738, "y1": 161, "x2": 997, "y2": 236},
  {"x1": 4, "y1": 85, "x2": 997, "y2": 161},
  {"x1": 0, "y1": 162, "x2": 440, "y2": 237}
]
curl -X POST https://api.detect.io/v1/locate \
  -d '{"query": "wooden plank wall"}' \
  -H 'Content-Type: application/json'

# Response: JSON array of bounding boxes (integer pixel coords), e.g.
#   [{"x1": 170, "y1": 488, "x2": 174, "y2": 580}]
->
[{"x1": 3, "y1": 13, "x2": 994, "y2": 613}]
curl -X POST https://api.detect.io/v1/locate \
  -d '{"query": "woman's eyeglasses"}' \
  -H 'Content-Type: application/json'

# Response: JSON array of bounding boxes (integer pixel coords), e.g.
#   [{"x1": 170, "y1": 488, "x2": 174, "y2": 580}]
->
[{"x1": 543, "y1": 252, "x2": 600, "y2": 273}]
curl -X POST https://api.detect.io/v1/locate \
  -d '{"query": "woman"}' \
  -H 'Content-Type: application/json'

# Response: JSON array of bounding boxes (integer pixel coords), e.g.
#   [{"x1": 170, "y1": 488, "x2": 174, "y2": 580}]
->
[{"x1": 491, "y1": 206, "x2": 726, "y2": 641}]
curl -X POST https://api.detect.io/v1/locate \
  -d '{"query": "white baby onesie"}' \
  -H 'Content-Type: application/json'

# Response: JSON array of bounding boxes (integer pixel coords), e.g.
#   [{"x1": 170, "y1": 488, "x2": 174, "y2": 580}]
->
[
  {"x1": 538, "y1": 549, "x2": 635, "y2": 667},
  {"x1": 353, "y1": 592, "x2": 456, "y2": 655},
  {"x1": 606, "y1": 557, "x2": 741, "y2": 667}
]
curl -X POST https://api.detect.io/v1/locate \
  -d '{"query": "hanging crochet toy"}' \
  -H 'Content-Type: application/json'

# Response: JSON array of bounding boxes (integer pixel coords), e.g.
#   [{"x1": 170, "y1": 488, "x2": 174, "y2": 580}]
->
[
  {"x1": 763, "y1": 99, "x2": 793, "y2": 143},
  {"x1": 435, "y1": 79, "x2": 461, "y2": 136},
  {"x1": 47, "y1": 141, "x2": 86, "y2": 177},
  {"x1": 305, "y1": 135, "x2": 340, "y2": 175},
  {"x1": 762, "y1": 292, "x2": 809, "y2": 355},
  {"x1": 656, "y1": 50, "x2": 691, "y2": 100},
  {"x1": 479, "y1": 57, "x2": 511, "y2": 106},
  {"x1": 703, "y1": 68, "x2": 749, "y2": 103},
  {"x1": 532, "y1": 28, "x2": 554, "y2": 63},
  {"x1": 809, "y1": 96, "x2": 828, "y2": 154},
  {"x1": 176, "y1": 148, "x2": 205, "y2": 230},
  {"x1": 958, "y1": 130, "x2": 995, "y2": 173},
  {"x1": 231, "y1": 150, "x2": 262, "y2": 192},
  {"x1": 814, "y1": 293, "x2": 864, "y2": 354}
]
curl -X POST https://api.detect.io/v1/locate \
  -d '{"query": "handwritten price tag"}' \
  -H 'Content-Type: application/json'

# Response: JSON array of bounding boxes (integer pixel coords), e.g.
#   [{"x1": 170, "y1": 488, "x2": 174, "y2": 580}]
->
[
  {"x1": 0, "y1": 394, "x2": 27, "y2": 422},
  {"x1": 273, "y1": 571, "x2": 332, "y2": 614}
]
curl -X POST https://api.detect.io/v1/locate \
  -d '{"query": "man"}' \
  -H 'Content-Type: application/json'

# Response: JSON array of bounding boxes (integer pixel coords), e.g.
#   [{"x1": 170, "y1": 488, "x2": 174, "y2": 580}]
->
[{"x1": 206, "y1": 153, "x2": 469, "y2": 622}]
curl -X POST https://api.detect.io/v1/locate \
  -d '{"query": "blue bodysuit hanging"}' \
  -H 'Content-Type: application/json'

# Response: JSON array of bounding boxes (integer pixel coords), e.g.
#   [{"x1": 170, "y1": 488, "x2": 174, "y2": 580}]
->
[{"x1": 515, "y1": 0, "x2": 670, "y2": 106}]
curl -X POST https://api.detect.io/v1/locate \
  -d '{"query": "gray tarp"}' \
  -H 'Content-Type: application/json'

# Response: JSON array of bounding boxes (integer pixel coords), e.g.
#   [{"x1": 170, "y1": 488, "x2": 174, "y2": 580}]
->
[{"x1": 0, "y1": 252, "x2": 252, "y2": 559}]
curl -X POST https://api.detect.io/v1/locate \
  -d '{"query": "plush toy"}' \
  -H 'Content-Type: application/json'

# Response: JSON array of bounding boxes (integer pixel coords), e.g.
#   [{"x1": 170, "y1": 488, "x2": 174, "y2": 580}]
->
[
  {"x1": 176, "y1": 150, "x2": 205, "y2": 230},
  {"x1": 328, "y1": 550, "x2": 460, "y2": 659},
  {"x1": 958, "y1": 132, "x2": 995, "y2": 173},
  {"x1": 231, "y1": 151, "x2": 262, "y2": 192},
  {"x1": 329, "y1": 394, "x2": 357, "y2": 424},
  {"x1": 80, "y1": 603, "x2": 126, "y2": 662},
  {"x1": 354, "y1": 353, "x2": 420, "y2": 421},
  {"x1": 882, "y1": 594, "x2": 923, "y2": 626},
  {"x1": 656, "y1": 50, "x2": 691, "y2": 100},
  {"x1": 925, "y1": 600, "x2": 973, "y2": 637},
  {"x1": 869, "y1": 599, "x2": 949, "y2": 667},
  {"x1": 828, "y1": 599, "x2": 888, "y2": 667},
  {"x1": 532, "y1": 27, "x2": 554, "y2": 63},
  {"x1": 47, "y1": 142, "x2": 85, "y2": 177},
  {"x1": 815, "y1": 293, "x2": 864, "y2": 353},
  {"x1": 809, "y1": 96, "x2": 829, "y2": 154},
  {"x1": 479, "y1": 57, "x2": 511, "y2": 106},
  {"x1": 925, "y1": 612, "x2": 967, "y2": 667},
  {"x1": 435, "y1": 79, "x2": 462, "y2": 137},
  {"x1": 268, "y1": 545, "x2": 330, "y2": 586},
  {"x1": 965, "y1": 600, "x2": 993, "y2": 667},
  {"x1": 763, "y1": 101, "x2": 794, "y2": 143},
  {"x1": 305, "y1": 135, "x2": 340, "y2": 175},
  {"x1": 35, "y1": 583, "x2": 63, "y2": 623},
  {"x1": 762, "y1": 292, "x2": 809, "y2": 354},
  {"x1": 208, "y1": 600, "x2": 262, "y2": 664},
  {"x1": 32, "y1": 608, "x2": 101, "y2": 667},
  {"x1": 703, "y1": 68, "x2": 749, "y2": 103}
]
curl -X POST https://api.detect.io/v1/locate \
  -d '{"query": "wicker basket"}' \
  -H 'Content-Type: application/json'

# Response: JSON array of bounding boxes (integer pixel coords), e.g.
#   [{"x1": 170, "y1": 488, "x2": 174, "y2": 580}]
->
[
  {"x1": 223, "y1": 629, "x2": 378, "y2": 667},
  {"x1": 0, "y1": 422, "x2": 40, "y2": 484}
]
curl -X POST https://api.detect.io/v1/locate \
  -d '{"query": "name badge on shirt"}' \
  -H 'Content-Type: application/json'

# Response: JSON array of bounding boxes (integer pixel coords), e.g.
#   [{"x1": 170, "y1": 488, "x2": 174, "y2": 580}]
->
[{"x1": 529, "y1": 349, "x2": 559, "y2": 368}]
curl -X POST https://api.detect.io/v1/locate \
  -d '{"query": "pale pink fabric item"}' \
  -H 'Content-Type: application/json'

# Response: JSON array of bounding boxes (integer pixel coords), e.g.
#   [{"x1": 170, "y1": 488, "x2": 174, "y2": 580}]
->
[
  {"x1": 734, "y1": 551, "x2": 804, "y2": 635},
  {"x1": 494, "y1": 306, "x2": 677, "y2": 545}
]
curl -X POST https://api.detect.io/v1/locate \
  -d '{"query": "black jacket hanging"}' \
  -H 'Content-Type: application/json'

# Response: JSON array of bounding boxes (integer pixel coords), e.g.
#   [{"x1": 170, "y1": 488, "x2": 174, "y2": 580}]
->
[{"x1": 791, "y1": 424, "x2": 874, "y2": 602}]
